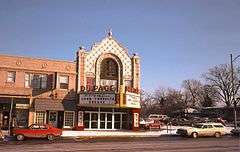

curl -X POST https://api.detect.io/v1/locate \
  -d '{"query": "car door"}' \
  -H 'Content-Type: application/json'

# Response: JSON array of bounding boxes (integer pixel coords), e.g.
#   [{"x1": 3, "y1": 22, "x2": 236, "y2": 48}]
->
[
  {"x1": 35, "y1": 125, "x2": 48, "y2": 138},
  {"x1": 28, "y1": 124, "x2": 40, "y2": 138},
  {"x1": 207, "y1": 125, "x2": 214, "y2": 136},
  {"x1": 198, "y1": 125, "x2": 208, "y2": 136}
]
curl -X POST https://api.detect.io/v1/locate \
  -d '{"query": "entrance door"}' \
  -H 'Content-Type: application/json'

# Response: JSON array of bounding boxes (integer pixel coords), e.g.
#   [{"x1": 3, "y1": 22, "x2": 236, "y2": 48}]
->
[
  {"x1": 2, "y1": 111, "x2": 9, "y2": 130},
  {"x1": 49, "y1": 111, "x2": 58, "y2": 127}
]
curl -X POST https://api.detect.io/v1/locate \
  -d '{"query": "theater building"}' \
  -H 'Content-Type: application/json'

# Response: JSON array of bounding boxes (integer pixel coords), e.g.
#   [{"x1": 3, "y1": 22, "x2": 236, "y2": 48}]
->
[
  {"x1": 0, "y1": 31, "x2": 141, "y2": 131},
  {"x1": 76, "y1": 32, "x2": 141, "y2": 130}
]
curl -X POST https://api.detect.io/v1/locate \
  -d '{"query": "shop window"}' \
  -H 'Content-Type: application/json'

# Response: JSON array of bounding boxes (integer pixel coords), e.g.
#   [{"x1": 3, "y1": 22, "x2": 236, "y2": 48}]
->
[
  {"x1": 25, "y1": 73, "x2": 47, "y2": 89},
  {"x1": 64, "y1": 111, "x2": 74, "y2": 128},
  {"x1": 7, "y1": 71, "x2": 16, "y2": 83},
  {"x1": 35, "y1": 111, "x2": 46, "y2": 125},
  {"x1": 59, "y1": 75, "x2": 69, "y2": 89},
  {"x1": 15, "y1": 109, "x2": 29, "y2": 128}
]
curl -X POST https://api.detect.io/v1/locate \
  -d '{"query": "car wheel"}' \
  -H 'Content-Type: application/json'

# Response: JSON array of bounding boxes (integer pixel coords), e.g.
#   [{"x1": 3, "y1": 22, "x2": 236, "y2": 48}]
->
[
  {"x1": 16, "y1": 134, "x2": 24, "y2": 141},
  {"x1": 215, "y1": 132, "x2": 221, "y2": 138},
  {"x1": 192, "y1": 132, "x2": 198, "y2": 138},
  {"x1": 47, "y1": 134, "x2": 54, "y2": 141}
]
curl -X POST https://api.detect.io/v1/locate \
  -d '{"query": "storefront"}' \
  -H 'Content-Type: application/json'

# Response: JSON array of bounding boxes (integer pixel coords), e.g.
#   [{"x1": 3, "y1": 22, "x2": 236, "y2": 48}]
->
[
  {"x1": 34, "y1": 99, "x2": 76, "y2": 129},
  {"x1": 0, "y1": 97, "x2": 29, "y2": 130}
]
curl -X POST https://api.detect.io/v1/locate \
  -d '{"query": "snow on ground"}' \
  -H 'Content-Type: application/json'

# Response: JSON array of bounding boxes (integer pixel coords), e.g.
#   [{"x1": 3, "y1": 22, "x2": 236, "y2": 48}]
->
[
  {"x1": 62, "y1": 125, "x2": 234, "y2": 137},
  {"x1": 62, "y1": 126, "x2": 188, "y2": 137}
]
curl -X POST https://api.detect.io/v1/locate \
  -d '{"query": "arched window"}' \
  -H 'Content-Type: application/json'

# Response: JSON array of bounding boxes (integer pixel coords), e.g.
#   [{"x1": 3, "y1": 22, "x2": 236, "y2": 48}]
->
[{"x1": 100, "y1": 58, "x2": 118, "y2": 80}]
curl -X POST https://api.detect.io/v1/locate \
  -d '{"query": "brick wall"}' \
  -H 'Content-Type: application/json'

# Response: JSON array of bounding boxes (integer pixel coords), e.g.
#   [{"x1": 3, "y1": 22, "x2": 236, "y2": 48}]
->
[{"x1": 0, "y1": 54, "x2": 77, "y2": 100}]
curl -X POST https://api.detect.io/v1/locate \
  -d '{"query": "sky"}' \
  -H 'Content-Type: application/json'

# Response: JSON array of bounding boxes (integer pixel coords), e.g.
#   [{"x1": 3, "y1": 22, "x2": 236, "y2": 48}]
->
[{"x1": 1, "y1": 0, "x2": 240, "y2": 91}]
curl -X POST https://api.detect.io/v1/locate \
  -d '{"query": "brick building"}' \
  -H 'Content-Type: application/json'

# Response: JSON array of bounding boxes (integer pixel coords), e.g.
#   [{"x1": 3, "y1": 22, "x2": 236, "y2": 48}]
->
[
  {"x1": 0, "y1": 32, "x2": 141, "y2": 131},
  {"x1": 0, "y1": 55, "x2": 77, "y2": 130}
]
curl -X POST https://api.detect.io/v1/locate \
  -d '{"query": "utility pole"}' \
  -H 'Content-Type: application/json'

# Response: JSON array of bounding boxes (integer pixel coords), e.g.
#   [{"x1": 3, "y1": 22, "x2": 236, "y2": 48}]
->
[{"x1": 230, "y1": 54, "x2": 238, "y2": 129}]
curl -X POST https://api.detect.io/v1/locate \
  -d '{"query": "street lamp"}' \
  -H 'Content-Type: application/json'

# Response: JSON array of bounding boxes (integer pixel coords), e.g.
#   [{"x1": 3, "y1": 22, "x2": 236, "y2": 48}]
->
[{"x1": 230, "y1": 54, "x2": 240, "y2": 129}]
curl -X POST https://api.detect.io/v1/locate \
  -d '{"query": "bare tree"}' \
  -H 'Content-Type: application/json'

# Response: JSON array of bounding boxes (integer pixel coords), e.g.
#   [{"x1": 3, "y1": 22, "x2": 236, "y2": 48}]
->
[
  {"x1": 152, "y1": 87, "x2": 185, "y2": 115},
  {"x1": 203, "y1": 64, "x2": 240, "y2": 107},
  {"x1": 182, "y1": 79, "x2": 204, "y2": 108}
]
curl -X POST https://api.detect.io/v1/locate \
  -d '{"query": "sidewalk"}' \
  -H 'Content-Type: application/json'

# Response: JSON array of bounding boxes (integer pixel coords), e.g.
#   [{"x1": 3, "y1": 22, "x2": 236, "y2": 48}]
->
[{"x1": 62, "y1": 126, "x2": 182, "y2": 138}]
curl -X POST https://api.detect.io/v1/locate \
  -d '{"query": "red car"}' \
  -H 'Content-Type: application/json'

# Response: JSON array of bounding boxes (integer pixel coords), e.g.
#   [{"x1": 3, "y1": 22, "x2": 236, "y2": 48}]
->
[
  {"x1": 12, "y1": 124, "x2": 62, "y2": 141},
  {"x1": 144, "y1": 119, "x2": 162, "y2": 130}
]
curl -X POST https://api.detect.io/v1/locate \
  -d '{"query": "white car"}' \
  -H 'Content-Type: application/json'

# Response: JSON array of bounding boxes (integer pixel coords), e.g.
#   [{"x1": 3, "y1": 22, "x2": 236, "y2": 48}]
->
[
  {"x1": 177, "y1": 123, "x2": 225, "y2": 138},
  {"x1": 148, "y1": 114, "x2": 169, "y2": 121}
]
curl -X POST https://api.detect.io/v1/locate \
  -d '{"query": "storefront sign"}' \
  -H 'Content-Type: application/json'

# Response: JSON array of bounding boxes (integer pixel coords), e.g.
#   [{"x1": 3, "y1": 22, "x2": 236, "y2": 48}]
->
[
  {"x1": 79, "y1": 93, "x2": 116, "y2": 105},
  {"x1": 125, "y1": 92, "x2": 140, "y2": 108},
  {"x1": 80, "y1": 85, "x2": 116, "y2": 92},
  {"x1": 125, "y1": 86, "x2": 139, "y2": 94},
  {"x1": 133, "y1": 113, "x2": 139, "y2": 128},
  {"x1": 16, "y1": 104, "x2": 29, "y2": 109}
]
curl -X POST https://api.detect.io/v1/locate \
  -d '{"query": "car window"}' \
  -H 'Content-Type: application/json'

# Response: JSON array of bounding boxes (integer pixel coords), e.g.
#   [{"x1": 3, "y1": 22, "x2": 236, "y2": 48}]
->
[
  {"x1": 193, "y1": 124, "x2": 203, "y2": 128},
  {"x1": 203, "y1": 125, "x2": 208, "y2": 129},
  {"x1": 207, "y1": 125, "x2": 213, "y2": 128},
  {"x1": 40, "y1": 125, "x2": 47, "y2": 129},
  {"x1": 214, "y1": 125, "x2": 224, "y2": 128},
  {"x1": 31, "y1": 125, "x2": 40, "y2": 129}
]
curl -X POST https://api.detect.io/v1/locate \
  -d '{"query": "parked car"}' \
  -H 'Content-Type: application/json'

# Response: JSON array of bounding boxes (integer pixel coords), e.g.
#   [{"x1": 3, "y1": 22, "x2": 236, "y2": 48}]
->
[
  {"x1": 230, "y1": 128, "x2": 240, "y2": 137},
  {"x1": 169, "y1": 118, "x2": 193, "y2": 126},
  {"x1": 148, "y1": 114, "x2": 169, "y2": 121},
  {"x1": 177, "y1": 122, "x2": 225, "y2": 138},
  {"x1": 12, "y1": 124, "x2": 62, "y2": 141},
  {"x1": 144, "y1": 119, "x2": 162, "y2": 130},
  {"x1": 140, "y1": 118, "x2": 146, "y2": 129}
]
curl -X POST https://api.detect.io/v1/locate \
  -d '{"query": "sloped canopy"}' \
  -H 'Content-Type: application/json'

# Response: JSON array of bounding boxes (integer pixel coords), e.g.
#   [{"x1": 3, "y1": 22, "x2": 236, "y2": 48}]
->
[{"x1": 34, "y1": 99, "x2": 76, "y2": 111}]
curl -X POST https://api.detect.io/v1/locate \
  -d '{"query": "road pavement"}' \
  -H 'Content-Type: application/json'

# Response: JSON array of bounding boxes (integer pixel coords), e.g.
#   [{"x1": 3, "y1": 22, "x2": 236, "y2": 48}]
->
[{"x1": 0, "y1": 136, "x2": 239, "y2": 152}]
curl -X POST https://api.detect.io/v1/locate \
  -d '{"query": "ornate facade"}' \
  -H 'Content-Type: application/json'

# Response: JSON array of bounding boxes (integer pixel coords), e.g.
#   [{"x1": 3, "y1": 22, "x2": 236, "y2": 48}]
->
[{"x1": 0, "y1": 31, "x2": 141, "y2": 131}]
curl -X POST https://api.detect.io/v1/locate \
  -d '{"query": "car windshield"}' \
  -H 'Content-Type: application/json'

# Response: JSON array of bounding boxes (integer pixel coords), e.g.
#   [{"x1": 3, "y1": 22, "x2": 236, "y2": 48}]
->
[{"x1": 193, "y1": 124, "x2": 203, "y2": 128}]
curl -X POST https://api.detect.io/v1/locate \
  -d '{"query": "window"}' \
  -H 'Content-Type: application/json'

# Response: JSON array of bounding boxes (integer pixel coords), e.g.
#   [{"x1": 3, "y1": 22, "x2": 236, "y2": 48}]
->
[
  {"x1": 7, "y1": 71, "x2": 16, "y2": 82},
  {"x1": 59, "y1": 75, "x2": 69, "y2": 89},
  {"x1": 207, "y1": 125, "x2": 213, "y2": 128},
  {"x1": 35, "y1": 111, "x2": 46, "y2": 125},
  {"x1": 25, "y1": 73, "x2": 47, "y2": 89},
  {"x1": 64, "y1": 111, "x2": 74, "y2": 128},
  {"x1": 100, "y1": 58, "x2": 118, "y2": 80}
]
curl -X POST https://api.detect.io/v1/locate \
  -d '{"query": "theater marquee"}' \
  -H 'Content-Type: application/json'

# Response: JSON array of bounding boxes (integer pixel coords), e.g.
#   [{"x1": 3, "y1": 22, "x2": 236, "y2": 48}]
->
[
  {"x1": 79, "y1": 93, "x2": 116, "y2": 105},
  {"x1": 124, "y1": 92, "x2": 140, "y2": 108}
]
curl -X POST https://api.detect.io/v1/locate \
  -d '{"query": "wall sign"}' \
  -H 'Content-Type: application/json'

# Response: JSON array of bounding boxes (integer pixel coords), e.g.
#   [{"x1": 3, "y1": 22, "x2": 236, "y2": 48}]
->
[
  {"x1": 79, "y1": 93, "x2": 116, "y2": 105},
  {"x1": 80, "y1": 85, "x2": 116, "y2": 92},
  {"x1": 78, "y1": 111, "x2": 83, "y2": 127},
  {"x1": 125, "y1": 92, "x2": 140, "y2": 108},
  {"x1": 133, "y1": 113, "x2": 139, "y2": 128},
  {"x1": 16, "y1": 104, "x2": 29, "y2": 109}
]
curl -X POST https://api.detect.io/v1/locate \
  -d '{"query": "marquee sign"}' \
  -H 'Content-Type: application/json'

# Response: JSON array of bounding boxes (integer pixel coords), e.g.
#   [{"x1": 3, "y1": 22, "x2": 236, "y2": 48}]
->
[
  {"x1": 80, "y1": 85, "x2": 116, "y2": 92},
  {"x1": 124, "y1": 92, "x2": 140, "y2": 108},
  {"x1": 79, "y1": 93, "x2": 116, "y2": 105}
]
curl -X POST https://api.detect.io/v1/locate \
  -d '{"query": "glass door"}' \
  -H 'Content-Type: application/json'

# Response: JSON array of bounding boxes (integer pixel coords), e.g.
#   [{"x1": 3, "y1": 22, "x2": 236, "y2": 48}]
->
[
  {"x1": 114, "y1": 114, "x2": 121, "y2": 129},
  {"x1": 100, "y1": 113, "x2": 106, "y2": 129},
  {"x1": 49, "y1": 111, "x2": 58, "y2": 127},
  {"x1": 107, "y1": 113, "x2": 112, "y2": 129},
  {"x1": 91, "y1": 113, "x2": 98, "y2": 129}
]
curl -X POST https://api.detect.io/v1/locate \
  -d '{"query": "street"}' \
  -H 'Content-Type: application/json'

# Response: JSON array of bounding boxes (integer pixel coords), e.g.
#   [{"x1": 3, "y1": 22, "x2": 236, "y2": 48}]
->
[{"x1": 0, "y1": 136, "x2": 239, "y2": 152}]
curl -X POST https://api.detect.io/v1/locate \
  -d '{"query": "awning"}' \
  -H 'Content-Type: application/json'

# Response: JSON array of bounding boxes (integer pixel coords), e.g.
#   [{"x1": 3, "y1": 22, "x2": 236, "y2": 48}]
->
[{"x1": 34, "y1": 99, "x2": 76, "y2": 111}]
